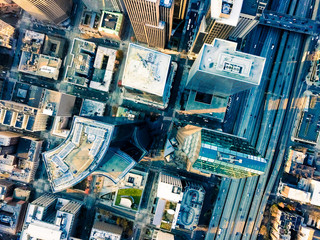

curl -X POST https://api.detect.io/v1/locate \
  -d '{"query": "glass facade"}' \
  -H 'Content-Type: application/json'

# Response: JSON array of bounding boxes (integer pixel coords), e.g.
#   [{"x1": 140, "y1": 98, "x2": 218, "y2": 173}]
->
[{"x1": 178, "y1": 126, "x2": 267, "y2": 178}]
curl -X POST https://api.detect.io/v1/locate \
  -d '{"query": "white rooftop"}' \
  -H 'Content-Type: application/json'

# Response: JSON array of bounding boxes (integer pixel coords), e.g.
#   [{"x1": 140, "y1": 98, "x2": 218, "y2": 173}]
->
[
  {"x1": 122, "y1": 43, "x2": 171, "y2": 97},
  {"x1": 310, "y1": 180, "x2": 320, "y2": 207},
  {"x1": 199, "y1": 39, "x2": 266, "y2": 86},
  {"x1": 211, "y1": 0, "x2": 244, "y2": 27},
  {"x1": 156, "y1": 173, "x2": 183, "y2": 203},
  {"x1": 23, "y1": 220, "x2": 62, "y2": 240},
  {"x1": 285, "y1": 186, "x2": 311, "y2": 203}
]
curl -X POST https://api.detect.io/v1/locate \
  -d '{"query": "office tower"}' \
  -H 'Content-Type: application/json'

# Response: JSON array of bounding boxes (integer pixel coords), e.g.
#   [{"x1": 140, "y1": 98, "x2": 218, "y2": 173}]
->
[
  {"x1": 173, "y1": 0, "x2": 188, "y2": 20},
  {"x1": 229, "y1": 0, "x2": 261, "y2": 40},
  {"x1": 187, "y1": 38, "x2": 265, "y2": 96},
  {"x1": 0, "y1": 0, "x2": 12, "y2": 3},
  {"x1": 123, "y1": 0, "x2": 174, "y2": 48},
  {"x1": 12, "y1": 0, "x2": 72, "y2": 24},
  {"x1": 176, "y1": 125, "x2": 267, "y2": 178},
  {"x1": 43, "y1": 116, "x2": 150, "y2": 192},
  {"x1": 189, "y1": 0, "x2": 244, "y2": 54},
  {"x1": 82, "y1": 0, "x2": 124, "y2": 12},
  {"x1": 184, "y1": 38, "x2": 265, "y2": 119},
  {"x1": 21, "y1": 194, "x2": 83, "y2": 240},
  {"x1": 0, "y1": 19, "x2": 14, "y2": 48},
  {"x1": 121, "y1": 43, "x2": 176, "y2": 109}
]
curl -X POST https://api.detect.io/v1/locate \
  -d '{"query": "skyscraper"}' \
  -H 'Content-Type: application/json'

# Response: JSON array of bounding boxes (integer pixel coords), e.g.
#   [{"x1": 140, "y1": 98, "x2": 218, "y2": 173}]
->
[
  {"x1": 12, "y1": 0, "x2": 72, "y2": 24},
  {"x1": 173, "y1": 0, "x2": 188, "y2": 20},
  {"x1": 189, "y1": 0, "x2": 244, "y2": 54},
  {"x1": 184, "y1": 38, "x2": 265, "y2": 119},
  {"x1": 42, "y1": 116, "x2": 150, "y2": 192},
  {"x1": 187, "y1": 38, "x2": 266, "y2": 97},
  {"x1": 82, "y1": 0, "x2": 125, "y2": 13},
  {"x1": 123, "y1": 0, "x2": 174, "y2": 48},
  {"x1": 176, "y1": 125, "x2": 267, "y2": 178},
  {"x1": 229, "y1": 0, "x2": 261, "y2": 40}
]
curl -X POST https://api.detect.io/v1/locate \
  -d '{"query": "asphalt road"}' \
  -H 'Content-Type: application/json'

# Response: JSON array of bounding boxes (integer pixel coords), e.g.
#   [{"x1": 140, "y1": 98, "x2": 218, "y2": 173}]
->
[{"x1": 205, "y1": 0, "x2": 317, "y2": 239}]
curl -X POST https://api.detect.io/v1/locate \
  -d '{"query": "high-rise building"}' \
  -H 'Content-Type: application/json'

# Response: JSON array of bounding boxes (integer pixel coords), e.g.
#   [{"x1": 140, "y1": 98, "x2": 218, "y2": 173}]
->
[
  {"x1": 0, "y1": 19, "x2": 14, "y2": 49},
  {"x1": 12, "y1": 0, "x2": 72, "y2": 24},
  {"x1": 176, "y1": 125, "x2": 267, "y2": 178},
  {"x1": 229, "y1": 0, "x2": 261, "y2": 40},
  {"x1": 121, "y1": 43, "x2": 177, "y2": 109},
  {"x1": 173, "y1": 0, "x2": 188, "y2": 20},
  {"x1": 21, "y1": 194, "x2": 83, "y2": 240},
  {"x1": 184, "y1": 38, "x2": 265, "y2": 120},
  {"x1": 0, "y1": 0, "x2": 12, "y2": 3},
  {"x1": 123, "y1": 0, "x2": 174, "y2": 48},
  {"x1": 82, "y1": 0, "x2": 124, "y2": 12},
  {"x1": 187, "y1": 38, "x2": 265, "y2": 96},
  {"x1": 42, "y1": 116, "x2": 150, "y2": 192},
  {"x1": 189, "y1": 0, "x2": 244, "y2": 54}
]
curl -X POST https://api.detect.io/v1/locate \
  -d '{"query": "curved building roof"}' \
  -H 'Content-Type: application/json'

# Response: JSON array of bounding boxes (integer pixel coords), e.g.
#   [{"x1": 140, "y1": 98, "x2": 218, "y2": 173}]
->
[{"x1": 42, "y1": 116, "x2": 114, "y2": 192}]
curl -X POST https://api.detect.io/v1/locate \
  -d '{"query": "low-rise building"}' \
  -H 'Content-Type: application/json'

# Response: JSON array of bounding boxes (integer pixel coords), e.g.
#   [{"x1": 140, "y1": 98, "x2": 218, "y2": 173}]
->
[
  {"x1": 0, "y1": 181, "x2": 29, "y2": 235},
  {"x1": 152, "y1": 173, "x2": 183, "y2": 231},
  {"x1": 65, "y1": 39, "x2": 118, "y2": 93},
  {"x1": 64, "y1": 38, "x2": 96, "y2": 87},
  {"x1": 0, "y1": 100, "x2": 49, "y2": 132},
  {"x1": 177, "y1": 182, "x2": 205, "y2": 230},
  {"x1": 19, "y1": 30, "x2": 64, "y2": 80},
  {"x1": 98, "y1": 11, "x2": 123, "y2": 40},
  {"x1": 294, "y1": 93, "x2": 320, "y2": 146},
  {"x1": 0, "y1": 133, "x2": 43, "y2": 183},
  {"x1": 21, "y1": 194, "x2": 82, "y2": 240},
  {"x1": 152, "y1": 230, "x2": 175, "y2": 240},
  {"x1": 90, "y1": 46, "x2": 117, "y2": 93},
  {"x1": 80, "y1": 99, "x2": 106, "y2": 117},
  {"x1": 271, "y1": 208, "x2": 304, "y2": 240},
  {"x1": 298, "y1": 226, "x2": 314, "y2": 240},
  {"x1": 79, "y1": 10, "x2": 101, "y2": 37},
  {"x1": 89, "y1": 221, "x2": 123, "y2": 240}
]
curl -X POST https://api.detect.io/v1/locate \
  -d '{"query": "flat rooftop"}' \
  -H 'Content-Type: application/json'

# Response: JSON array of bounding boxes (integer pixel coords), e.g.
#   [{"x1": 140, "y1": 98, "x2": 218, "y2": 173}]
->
[
  {"x1": 296, "y1": 95, "x2": 320, "y2": 144},
  {"x1": 42, "y1": 116, "x2": 114, "y2": 192},
  {"x1": 80, "y1": 99, "x2": 106, "y2": 117},
  {"x1": 211, "y1": 0, "x2": 244, "y2": 26},
  {"x1": 65, "y1": 38, "x2": 96, "y2": 86},
  {"x1": 98, "y1": 11, "x2": 123, "y2": 36},
  {"x1": 18, "y1": 52, "x2": 62, "y2": 80},
  {"x1": 90, "y1": 46, "x2": 117, "y2": 92},
  {"x1": 199, "y1": 39, "x2": 265, "y2": 85},
  {"x1": 122, "y1": 43, "x2": 171, "y2": 97},
  {"x1": 21, "y1": 30, "x2": 45, "y2": 53}
]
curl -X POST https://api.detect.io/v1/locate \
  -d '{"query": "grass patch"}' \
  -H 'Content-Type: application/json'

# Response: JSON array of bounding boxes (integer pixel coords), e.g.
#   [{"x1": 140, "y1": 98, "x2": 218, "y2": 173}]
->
[{"x1": 115, "y1": 188, "x2": 143, "y2": 210}]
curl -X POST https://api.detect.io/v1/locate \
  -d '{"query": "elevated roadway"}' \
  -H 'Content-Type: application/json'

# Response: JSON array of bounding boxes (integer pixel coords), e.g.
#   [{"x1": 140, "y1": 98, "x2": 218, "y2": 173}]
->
[{"x1": 205, "y1": 0, "x2": 317, "y2": 239}]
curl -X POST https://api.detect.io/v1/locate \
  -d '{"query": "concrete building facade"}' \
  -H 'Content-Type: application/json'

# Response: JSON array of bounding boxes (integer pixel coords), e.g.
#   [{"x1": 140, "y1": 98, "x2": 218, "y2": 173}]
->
[
  {"x1": 123, "y1": 0, "x2": 174, "y2": 48},
  {"x1": 13, "y1": 0, "x2": 72, "y2": 24}
]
